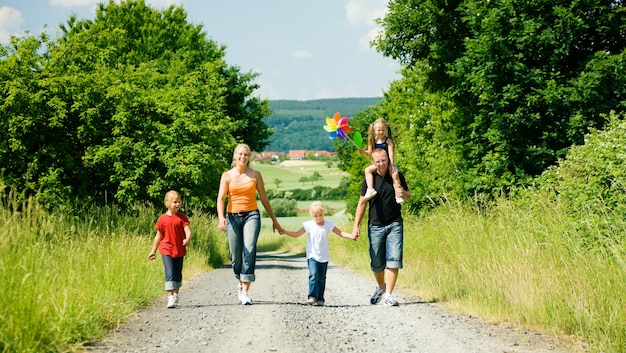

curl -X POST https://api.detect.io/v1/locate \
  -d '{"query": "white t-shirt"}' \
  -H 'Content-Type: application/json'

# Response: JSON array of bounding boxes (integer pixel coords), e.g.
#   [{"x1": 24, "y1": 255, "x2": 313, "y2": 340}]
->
[{"x1": 302, "y1": 219, "x2": 335, "y2": 262}]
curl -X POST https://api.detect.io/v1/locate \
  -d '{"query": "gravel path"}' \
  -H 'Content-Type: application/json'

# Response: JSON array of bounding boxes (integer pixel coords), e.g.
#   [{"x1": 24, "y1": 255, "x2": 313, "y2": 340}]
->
[{"x1": 88, "y1": 252, "x2": 574, "y2": 353}]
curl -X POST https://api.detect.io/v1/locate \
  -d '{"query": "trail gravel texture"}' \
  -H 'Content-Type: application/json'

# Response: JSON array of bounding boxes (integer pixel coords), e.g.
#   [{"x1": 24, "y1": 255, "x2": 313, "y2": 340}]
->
[{"x1": 88, "y1": 252, "x2": 575, "y2": 353}]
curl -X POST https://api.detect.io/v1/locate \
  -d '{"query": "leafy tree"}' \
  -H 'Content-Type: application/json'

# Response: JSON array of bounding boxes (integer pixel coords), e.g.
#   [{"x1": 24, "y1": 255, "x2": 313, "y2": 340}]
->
[
  {"x1": 310, "y1": 171, "x2": 323, "y2": 182},
  {"x1": 374, "y1": 0, "x2": 626, "y2": 198},
  {"x1": 0, "y1": 0, "x2": 272, "y2": 210}
]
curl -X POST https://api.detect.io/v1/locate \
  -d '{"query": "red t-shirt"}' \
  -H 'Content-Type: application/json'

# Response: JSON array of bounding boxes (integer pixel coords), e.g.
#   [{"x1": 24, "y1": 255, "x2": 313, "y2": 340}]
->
[{"x1": 155, "y1": 212, "x2": 190, "y2": 258}]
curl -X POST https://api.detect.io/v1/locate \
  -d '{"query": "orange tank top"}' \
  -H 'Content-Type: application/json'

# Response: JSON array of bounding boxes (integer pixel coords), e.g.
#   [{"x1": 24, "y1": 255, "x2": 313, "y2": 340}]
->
[{"x1": 227, "y1": 170, "x2": 258, "y2": 213}]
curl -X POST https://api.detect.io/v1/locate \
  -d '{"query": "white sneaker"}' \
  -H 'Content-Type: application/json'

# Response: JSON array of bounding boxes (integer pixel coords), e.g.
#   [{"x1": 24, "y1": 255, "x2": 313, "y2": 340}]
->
[
  {"x1": 364, "y1": 188, "x2": 377, "y2": 200},
  {"x1": 167, "y1": 295, "x2": 177, "y2": 308},
  {"x1": 383, "y1": 293, "x2": 399, "y2": 307},
  {"x1": 396, "y1": 196, "x2": 404, "y2": 204},
  {"x1": 240, "y1": 291, "x2": 252, "y2": 305},
  {"x1": 237, "y1": 283, "x2": 243, "y2": 304},
  {"x1": 174, "y1": 293, "x2": 179, "y2": 305}
]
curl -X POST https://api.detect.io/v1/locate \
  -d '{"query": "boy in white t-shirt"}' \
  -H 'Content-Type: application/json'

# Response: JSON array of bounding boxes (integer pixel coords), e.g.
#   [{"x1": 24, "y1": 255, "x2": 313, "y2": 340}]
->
[{"x1": 280, "y1": 201, "x2": 358, "y2": 306}]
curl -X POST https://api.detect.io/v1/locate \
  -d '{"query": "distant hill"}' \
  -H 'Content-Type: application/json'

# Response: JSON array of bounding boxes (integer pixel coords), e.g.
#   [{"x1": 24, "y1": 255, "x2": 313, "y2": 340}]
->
[{"x1": 264, "y1": 97, "x2": 380, "y2": 152}]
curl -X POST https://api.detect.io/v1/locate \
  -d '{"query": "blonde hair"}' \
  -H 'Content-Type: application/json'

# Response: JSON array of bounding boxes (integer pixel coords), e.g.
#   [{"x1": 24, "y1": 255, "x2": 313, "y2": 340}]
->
[
  {"x1": 309, "y1": 201, "x2": 324, "y2": 215},
  {"x1": 164, "y1": 190, "x2": 181, "y2": 207},
  {"x1": 231, "y1": 143, "x2": 252, "y2": 167},
  {"x1": 367, "y1": 118, "x2": 393, "y2": 149}
]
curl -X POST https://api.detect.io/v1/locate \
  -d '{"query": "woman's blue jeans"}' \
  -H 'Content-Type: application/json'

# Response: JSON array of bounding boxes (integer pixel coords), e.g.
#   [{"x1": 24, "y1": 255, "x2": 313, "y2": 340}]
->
[
  {"x1": 226, "y1": 210, "x2": 261, "y2": 283},
  {"x1": 307, "y1": 258, "x2": 328, "y2": 302}
]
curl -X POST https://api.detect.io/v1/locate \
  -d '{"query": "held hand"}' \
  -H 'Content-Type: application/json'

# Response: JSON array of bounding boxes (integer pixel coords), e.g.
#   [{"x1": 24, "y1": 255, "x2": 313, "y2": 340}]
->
[
  {"x1": 352, "y1": 226, "x2": 360, "y2": 240},
  {"x1": 273, "y1": 221, "x2": 282, "y2": 234}
]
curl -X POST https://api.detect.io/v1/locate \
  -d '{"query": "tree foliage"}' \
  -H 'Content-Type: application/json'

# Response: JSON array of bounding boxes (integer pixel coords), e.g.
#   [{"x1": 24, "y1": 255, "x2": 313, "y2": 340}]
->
[
  {"x1": 0, "y1": 0, "x2": 272, "y2": 211},
  {"x1": 373, "y1": 0, "x2": 626, "y2": 199}
]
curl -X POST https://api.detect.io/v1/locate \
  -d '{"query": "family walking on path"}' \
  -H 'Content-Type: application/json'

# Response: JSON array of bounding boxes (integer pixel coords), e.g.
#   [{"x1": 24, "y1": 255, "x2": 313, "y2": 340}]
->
[{"x1": 148, "y1": 118, "x2": 410, "y2": 308}]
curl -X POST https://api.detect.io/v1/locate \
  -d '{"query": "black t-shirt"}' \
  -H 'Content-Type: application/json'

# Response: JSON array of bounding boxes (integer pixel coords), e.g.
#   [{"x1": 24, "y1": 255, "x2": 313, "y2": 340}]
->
[{"x1": 360, "y1": 171, "x2": 408, "y2": 226}]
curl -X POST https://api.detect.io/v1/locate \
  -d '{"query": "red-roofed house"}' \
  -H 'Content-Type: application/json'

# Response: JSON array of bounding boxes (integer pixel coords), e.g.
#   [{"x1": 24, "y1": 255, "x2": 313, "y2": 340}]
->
[{"x1": 288, "y1": 150, "x2": 307, "y2": 160}]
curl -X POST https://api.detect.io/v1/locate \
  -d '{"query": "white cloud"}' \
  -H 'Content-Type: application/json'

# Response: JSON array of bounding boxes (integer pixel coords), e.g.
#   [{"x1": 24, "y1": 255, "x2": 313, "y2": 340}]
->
[
  {"x1": 0, "y1": 7, "x2": 24, "y2": 44},
  {"x1": 254, "y1": 79, "x2": 283, "y2": 100},
  {"x1": 345, "y1": 0, "x2": 388, "y2": 27},
  {"x1": 292, "y1": 50, "x2": 312, "y2": 59},
  {"x1": 345, "y1": 0, "x2": 388, "y2": 52},
  {"x1": 358, "y1": 26, "x2": 383, "y2": 52}
]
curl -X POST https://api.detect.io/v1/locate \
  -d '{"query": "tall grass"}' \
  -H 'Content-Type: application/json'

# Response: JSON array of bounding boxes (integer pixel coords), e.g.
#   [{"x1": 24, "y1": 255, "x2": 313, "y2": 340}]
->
[
  {"x1": 331, "y1": 197, "x2": 625, "y2": 353},
  {"x1": 0, "y1": 194, "x2": 230, "y2": 353}
]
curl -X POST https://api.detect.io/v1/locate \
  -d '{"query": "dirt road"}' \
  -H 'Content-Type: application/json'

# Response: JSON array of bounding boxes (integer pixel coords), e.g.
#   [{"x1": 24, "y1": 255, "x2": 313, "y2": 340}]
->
[{"x1": 88, "y1": 252, "x2": 572, "y2": 353}]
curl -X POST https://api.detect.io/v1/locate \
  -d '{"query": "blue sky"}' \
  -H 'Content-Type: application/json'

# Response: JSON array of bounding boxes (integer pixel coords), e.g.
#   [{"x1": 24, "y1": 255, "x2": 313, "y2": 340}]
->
[{"x1": 0, "y1": 0, "x2": 400, "y2": 101}]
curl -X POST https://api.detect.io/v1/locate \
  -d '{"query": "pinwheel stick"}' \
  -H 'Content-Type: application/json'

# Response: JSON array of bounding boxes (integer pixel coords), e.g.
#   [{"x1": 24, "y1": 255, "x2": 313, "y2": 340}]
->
[{"x1": 344, "y1": 134, "x2": 360, "y2": 149}]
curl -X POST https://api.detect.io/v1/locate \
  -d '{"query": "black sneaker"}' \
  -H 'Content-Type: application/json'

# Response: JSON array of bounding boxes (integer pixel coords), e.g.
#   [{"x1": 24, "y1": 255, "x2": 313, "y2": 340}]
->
[{"x1": 370, "y1": 286, "x2": 384, "y2": 304}]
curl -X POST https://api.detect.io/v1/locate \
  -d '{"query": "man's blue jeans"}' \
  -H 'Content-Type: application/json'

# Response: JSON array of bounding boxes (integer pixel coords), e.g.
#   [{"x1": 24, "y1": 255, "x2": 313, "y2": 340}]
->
[{"x1": 368, "y1": 221, "x2": 404, "y2": 273}]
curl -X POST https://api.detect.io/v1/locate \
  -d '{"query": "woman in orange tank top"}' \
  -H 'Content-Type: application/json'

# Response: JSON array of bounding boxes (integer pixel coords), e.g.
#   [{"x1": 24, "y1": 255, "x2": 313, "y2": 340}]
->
[{"x1": 217, "y1": 143, "x2": 282, "y2": 305}]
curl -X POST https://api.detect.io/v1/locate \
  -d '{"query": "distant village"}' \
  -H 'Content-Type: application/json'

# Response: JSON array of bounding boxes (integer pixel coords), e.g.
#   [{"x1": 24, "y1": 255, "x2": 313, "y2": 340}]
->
[{"x1": 251, "y1": 150, "x2": 337, "y2": 162}]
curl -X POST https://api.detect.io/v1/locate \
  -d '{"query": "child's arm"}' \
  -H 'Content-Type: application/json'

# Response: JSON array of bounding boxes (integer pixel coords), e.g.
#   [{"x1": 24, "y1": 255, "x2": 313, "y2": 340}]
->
[
  {"x1": 386, "y1": 137, "x2": 396, "y2": 166},
  {"x1": 333, "y1": 226, "x2": 358, "y2": 240},
  {"x1": 281, "y1": 227, "x2": 306, "y2": 238},
  {"x1": 147, "y1": 230, "x2": 162, "y2": 260},
  {"x1": 358, "y1": 140, "x2": 373, "y2": 157},
  {"x1": 182, "y1": 225, "x2": 192, "y2": 246}
]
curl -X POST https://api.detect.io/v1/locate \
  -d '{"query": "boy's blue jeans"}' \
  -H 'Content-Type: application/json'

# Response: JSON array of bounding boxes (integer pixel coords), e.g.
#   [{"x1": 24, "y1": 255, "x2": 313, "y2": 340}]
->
[
  {"x1": 162, "y1": 255, "x2": 184, "y2": 291},
  {"x1": 307, "y1": 258, "x2": 328, "y2": 302}
]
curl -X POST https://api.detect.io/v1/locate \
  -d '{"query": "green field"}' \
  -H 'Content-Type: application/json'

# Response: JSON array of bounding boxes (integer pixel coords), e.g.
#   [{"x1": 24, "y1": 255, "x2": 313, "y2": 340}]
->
[
  {"x1": 253, "y1": 160, "x2": 348, "y2": 191},
  {"x1": 252, "y1": 159, "x2": 352, "y2": 255},
  {"x1": 253, "y1": 160, "x2": 348, "y2": 217}
]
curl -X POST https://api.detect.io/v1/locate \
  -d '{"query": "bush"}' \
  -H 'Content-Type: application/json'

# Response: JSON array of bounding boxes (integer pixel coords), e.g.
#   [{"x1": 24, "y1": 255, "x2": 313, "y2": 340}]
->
[
  {"x1": 538, "y1": 111, "x2": 626, "y2": 248},
  {"x1": 264, "y1": 198, "x2": 297, "y2": 217},
  {"x1": 541, "y1": 112, "x2": 626, "y2": 219}
]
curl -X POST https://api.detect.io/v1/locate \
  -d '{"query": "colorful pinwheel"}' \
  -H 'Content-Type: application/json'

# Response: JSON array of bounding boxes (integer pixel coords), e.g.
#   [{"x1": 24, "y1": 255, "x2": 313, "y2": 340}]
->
[{"x1": 323, "y1": 112, "x2": 363, "y2": 148}]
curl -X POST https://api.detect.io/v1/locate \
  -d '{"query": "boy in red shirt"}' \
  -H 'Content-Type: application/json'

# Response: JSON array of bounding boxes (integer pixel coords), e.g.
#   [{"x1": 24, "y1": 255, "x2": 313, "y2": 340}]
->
[{"x1": 148, "y1": 190, "x2": 192, "y2": 308}]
